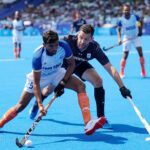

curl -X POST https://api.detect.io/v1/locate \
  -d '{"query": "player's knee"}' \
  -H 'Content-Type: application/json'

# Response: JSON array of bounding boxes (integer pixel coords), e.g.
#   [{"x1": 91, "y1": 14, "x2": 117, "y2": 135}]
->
[
  {"x1": 92, "y1": 77, "x2": 103, "y2": 87},
  {"x1": 42, "y1": 85, "x2": 54, "y2": 96},
  {"x1": 15, "y1": 103, "x2": 26, "y2": 113},
  {"x1": 76, "y1": 82, "x2": 86, "y2": 93}
]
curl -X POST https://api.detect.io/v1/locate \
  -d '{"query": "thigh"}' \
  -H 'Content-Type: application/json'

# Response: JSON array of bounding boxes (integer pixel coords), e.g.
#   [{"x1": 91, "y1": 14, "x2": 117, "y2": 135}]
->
[
  {"x1": 17, "y1": 34, "x2": 22, "y2": 43},
  {"x1": 42, "y1": 84, "x2": 55, "y2": 96},
  {"x1": 16, "y1": 91, "x2": 34, "y2": 113},
  {"x1": 74, "y1": 61, "x2": 93, "y2": 81},
  {"x1": 13, "y1": 36, "x2": 17, "y2": 44},
  {"x1": 65, "y1": 75, "x2": 85, "y2": 93},
  {"x1": 82, "y1": 68, "x2": 103, "y2": 87},
  {"x1": 123, "y1": 41, "x2": 131, "y2": 52},
  {"x1": 134, "y1": 37, "x2": 141, "y2": 48}
]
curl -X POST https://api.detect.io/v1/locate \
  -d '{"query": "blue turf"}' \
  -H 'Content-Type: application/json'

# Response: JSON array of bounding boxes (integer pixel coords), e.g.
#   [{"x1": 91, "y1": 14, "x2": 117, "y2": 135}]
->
[{"x1": 0, "y1": 36, "x2": 150, "y2": 150}]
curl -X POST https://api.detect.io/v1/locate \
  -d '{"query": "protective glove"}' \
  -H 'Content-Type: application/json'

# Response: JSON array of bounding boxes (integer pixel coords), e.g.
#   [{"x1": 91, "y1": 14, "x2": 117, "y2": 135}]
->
[
  {"x1": 54, "y1": 79, "x2": 67, "y2": 97},
  {"x1": 120, "y1": 86, "x2": 132, "y2": 99}
]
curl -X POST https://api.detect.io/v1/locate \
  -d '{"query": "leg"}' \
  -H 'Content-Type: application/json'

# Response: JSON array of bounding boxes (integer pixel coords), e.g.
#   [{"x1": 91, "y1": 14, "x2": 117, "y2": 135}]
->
[
  {"x1": 136, "y1": 46, "x2": 146, "y2": 77},
  {"x1": 120, "y1": 51, "x2": 129, "y2": 78},
  {"x1": 65, "y1": 75, "x2": 91, "y2": 125},
  {"x1": 29, "y1": 84, "x2": 55, "y2": 119},
  {"x1": 14, "y1": 42, "x2": 18, "y2": 59},
  {"x1": 29, "y1": 68, "x2": 66, "y2": 119},
  {"x1": 81, "y1": 68, "x2": 109, "y2": 129},
  {"x1": 0, "y1": 91, "x2": 34, "y2": 128},
  {"x1": 82, "y1": 68, "x2": 105, "y2": 118},
  {"x1": 18, "y1": 43, "x2": 21, "y2": 58},
  {"x1": 66, "y1": 75, "x2": 105, "y2": 135}
]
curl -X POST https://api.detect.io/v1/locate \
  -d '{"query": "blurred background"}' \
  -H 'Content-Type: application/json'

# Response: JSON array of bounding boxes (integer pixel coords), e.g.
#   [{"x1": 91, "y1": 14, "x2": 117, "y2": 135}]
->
[{"x1": 0, "y1": 0, "x2": 150, "y2": 36}]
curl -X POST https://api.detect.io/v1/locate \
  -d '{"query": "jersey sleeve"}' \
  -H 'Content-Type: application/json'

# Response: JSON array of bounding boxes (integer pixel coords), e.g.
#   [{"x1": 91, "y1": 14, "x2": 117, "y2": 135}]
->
[
  {"x1": 32, "y1": 46, "x2": 44, "y2": 71},
  {"x1": 59, "y1": 40, "x2": 73, "y2": 59},
  {"x1": 134, "y1": 14, "x2": 140, "y2": 21},
  {"x1": 92, "y1": 42, "x2": 109, "y2": 66},
  {"x1": 117, "y1": 19, "x2": 122, "y2": 27},
  {"x1": 22, "y1": 20, "x2": 25, "y2": 27}
]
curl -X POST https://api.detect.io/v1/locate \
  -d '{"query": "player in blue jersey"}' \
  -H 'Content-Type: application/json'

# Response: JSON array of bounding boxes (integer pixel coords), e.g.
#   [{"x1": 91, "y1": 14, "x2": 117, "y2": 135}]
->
[
  {"x1": 70, "y1": 11, "x2": 87, "y2": 34},
  {"x1": 30, "y1": 25, "x2": 132, "y2": 129},
  {"x1": 117, "y1": 4, "x2": 146, "y2": 78},
  {"x1": 0, "y1": 30, "x2": 105, "y2": 135}
]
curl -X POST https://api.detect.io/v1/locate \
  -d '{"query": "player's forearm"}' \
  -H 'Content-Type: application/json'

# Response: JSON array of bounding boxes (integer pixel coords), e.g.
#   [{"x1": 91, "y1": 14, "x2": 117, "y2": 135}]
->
[
  {"x1": 33, "y1": 84, "x2": 42, "y2": 105},
  {"x1": 111, "y1": 68, "x2": 124, "y2": 88},
  {"x1": 63, "y1": 58, "x2": 75, "y2": 82},
  {"x1": 117, "y1": 28, "x2": 122, "y2": 41},
  {"x1": 105, "y1": 63, "x2": 124, "y2": 88}
]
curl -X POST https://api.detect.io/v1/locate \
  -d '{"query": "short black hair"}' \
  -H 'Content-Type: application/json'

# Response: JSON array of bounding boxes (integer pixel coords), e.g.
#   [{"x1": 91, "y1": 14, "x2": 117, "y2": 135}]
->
[
  {"x1": 79, "y1": 24, "x2": 94, "y2": 37},
  {"x1": 123, "y1": 4, "x2": 130, "y2": 9},
  {"x1": 43, "y1": 30, "x2": 58, "y2": 44}
]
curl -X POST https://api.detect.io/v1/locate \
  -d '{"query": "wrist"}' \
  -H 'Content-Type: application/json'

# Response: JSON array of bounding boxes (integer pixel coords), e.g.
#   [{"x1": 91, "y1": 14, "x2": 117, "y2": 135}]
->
[
  {"x1": 120, "y1": 85, "x2": 125, "y2": 89},
  {"x1": 62, "y1": 79, "x2": 68, "y2": 84},
  {"x1": 38, "y1": 103, "x2": 43, "y2": 108}
]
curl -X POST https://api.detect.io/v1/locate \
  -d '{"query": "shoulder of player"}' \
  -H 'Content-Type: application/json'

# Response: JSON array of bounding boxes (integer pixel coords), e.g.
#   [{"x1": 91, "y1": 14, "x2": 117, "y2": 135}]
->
[
  {"x1": 131, "y1": 13, "x2": 139, "y2": 17},
  {"x1": 61, "y1": 35, "x2": 76, "y2": 43},
  {"x1": 131, "y1": 13, "x2": 140, "y2": 20},
  {"x1": 33, "y1": 45, "x2": 45, "y2": 56},
  {"x1": 89, "y1": 40, "x2": 100, "y2": 50},
  {"x1": 58, "y1": 40, "x2": 72, "y2": 51}
]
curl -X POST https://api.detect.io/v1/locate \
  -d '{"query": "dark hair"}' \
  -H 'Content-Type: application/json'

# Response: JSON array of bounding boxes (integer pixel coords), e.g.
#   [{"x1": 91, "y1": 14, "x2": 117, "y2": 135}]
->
[
  {"x1": 43, "y1": 30, "x2": 58, "y2": 44},
  {"x1": 123, "y1": 4, "x2": 130, "y2": 9},
  {"x1": 79, "y1": 24, "x2": 94, "y2": 37}
]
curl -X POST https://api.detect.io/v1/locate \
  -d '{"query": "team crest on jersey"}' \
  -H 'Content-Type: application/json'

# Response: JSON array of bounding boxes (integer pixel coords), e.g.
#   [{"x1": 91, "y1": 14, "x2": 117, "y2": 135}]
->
[{"x1": 87, "y1": 53, "x2": 91, "y2": 59}]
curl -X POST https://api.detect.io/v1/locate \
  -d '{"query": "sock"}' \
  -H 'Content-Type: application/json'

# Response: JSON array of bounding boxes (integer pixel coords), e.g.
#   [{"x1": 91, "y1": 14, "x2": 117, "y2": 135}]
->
[
  {"x1": 120, "y1": 58, "x2": 126, "y2": 74},
  {"x1": 18, "y1": 47, "x2": 21, "y2": 56},
  {"x1": 78, "y1": 93, "x2": 91, "y2": 125},
  {"x1": 94, "y1": 87, "x2": 105, "y2": 118},
  {"x1": 140, "y1": 56, "x2": 146, "y2": 74},
  {"x1": 14, "y1": 47, "x2": 17, "y2": 58},
  {"x1": 33, "y1": 94, "x2": 48, "y2": 108},
  {"x1": 0, "y1": 107, "x2": 17, "y2": 128}
]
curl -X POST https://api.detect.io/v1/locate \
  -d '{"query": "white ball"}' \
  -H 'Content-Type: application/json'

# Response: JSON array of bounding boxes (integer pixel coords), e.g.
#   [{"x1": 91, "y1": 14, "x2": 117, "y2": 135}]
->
[
  {"x1": 145, "y1": 137, "x2": 150, "y2": 142},
  {"x1": 25, "y1": 140, "x2": 32, "y2": 147}
]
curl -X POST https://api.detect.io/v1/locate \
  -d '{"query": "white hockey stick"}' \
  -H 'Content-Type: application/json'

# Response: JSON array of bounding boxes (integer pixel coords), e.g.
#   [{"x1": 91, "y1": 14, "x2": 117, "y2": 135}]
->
[{"x1": 127, "y1": 96, "x2": 150, "y2": 135}]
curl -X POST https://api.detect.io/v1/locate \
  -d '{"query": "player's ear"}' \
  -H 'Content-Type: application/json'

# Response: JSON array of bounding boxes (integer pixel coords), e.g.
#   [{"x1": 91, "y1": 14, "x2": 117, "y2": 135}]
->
[
  {"x1": 43, "y1": 43, "x2": 46, "y2": 47},
  {"x1": 90, "y1": 37, "x2": 94, "y2": 42}
]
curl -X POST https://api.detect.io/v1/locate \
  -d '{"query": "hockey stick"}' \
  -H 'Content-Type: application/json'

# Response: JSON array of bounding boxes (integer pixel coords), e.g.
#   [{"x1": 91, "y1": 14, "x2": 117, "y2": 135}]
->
[
  {"x1": 127, "y1": 96, "x2": 150, "y2": 135},
  {"x1": 15, "y1": 94, "x2": 57, "y2": 147},
  {"x1": 103, "y1": 35, "x2": 138, "y2": 51}
]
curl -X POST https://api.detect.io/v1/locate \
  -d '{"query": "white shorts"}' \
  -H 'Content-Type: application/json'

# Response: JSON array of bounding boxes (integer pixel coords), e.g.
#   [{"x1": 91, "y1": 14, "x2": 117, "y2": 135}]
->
[
  {"x1": 123, "y1": 37, "x2": 141, "y2": 52},
  {"x1": 13, "y1": 34, "x2": 23, "y2": 44},
  {"x1": 24, "y1": 68, "x2": 66, "y2": 93}
]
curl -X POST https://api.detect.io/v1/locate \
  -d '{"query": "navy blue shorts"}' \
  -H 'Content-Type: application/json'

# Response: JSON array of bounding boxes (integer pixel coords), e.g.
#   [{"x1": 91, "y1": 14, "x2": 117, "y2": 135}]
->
[{"x1": 74, "y1": 61, "x2": 93, "y2": 81}]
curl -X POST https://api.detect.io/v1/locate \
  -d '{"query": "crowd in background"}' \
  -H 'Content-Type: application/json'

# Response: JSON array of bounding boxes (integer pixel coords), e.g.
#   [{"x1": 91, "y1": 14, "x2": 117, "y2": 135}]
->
[{"x1": 0, "y1": 0, "x2": 150, "y2": 29}]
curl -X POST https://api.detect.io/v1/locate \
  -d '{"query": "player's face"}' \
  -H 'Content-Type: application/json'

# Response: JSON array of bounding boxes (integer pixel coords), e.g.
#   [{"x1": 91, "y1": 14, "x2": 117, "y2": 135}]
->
[
  {"x1": 45, "y1": 41, "x2": 58, "y2": 56},
  {"x1": 123, "y1": 6, "x2": 130, "y2": 18},
  {"x1": 77, "y1": 31, "x2": 92, "y2": 50},
  {"x1": 15, "y1": 13, "x2": 20, "y2": 20}
]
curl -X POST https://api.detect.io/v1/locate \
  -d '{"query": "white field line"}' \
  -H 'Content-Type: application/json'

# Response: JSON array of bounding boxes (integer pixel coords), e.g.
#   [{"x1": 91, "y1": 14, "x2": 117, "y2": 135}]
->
[{"x1": 0, "y1": 58, "x2": 25, "y2": 62}]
